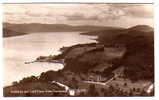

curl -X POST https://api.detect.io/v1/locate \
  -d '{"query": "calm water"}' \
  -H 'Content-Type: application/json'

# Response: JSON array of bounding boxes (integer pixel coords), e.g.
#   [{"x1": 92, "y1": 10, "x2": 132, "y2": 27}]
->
[{"x1": 3, "y1": 32, "x2": 97, "y2": 86}]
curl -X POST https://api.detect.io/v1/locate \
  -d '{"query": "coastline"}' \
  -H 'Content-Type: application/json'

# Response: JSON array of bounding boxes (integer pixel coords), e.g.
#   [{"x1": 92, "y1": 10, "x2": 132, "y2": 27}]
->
[
  {"x1": 3, "y1": 42, "x2": 154, "y2": 96},
  {"x1": 3, "y1": 25, "x2": 154, "y2": 96}
]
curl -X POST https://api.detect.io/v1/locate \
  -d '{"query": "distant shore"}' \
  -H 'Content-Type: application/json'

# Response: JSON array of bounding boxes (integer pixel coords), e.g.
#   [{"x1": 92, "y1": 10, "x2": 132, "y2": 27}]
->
[{"x1": 3, "y1": 28, "x2": 27, "y2": 38}]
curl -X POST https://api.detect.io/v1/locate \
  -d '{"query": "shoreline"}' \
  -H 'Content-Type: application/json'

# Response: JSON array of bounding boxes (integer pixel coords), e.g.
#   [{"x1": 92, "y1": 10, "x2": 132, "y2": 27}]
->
[
  {"x1": 3, "y1": 24, "x2": 154, "y2": 96},
  {"x1": 3, "y1": 42, "x2": 154, "y2": 96}
]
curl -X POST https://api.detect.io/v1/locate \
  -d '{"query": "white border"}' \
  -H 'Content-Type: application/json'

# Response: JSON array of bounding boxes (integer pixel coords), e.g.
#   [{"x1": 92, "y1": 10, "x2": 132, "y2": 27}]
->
[
  {"x1": 0, "y1": 2, "x2": 3, "y2": 99},
  {"x1": 0, "y1": 0, "x2": 154, "y2": 3},
  {"x1": 154, "y1": 0, "x2": 159, "y2": 99},
  {"x1": 0, "y1": 0, "x2": 158, "y2": 100}
]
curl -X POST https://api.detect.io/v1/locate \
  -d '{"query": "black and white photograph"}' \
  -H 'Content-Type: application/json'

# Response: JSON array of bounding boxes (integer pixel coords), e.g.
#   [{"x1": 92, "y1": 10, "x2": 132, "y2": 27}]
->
[{"x1": 2, "y1": 3, "x2": 154, "y2": 97}]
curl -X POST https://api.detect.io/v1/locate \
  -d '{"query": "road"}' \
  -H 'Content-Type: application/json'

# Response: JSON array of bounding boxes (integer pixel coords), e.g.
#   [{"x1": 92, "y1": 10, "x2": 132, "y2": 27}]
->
[
  {"x1": 83, "y1": 74, "x2": 119, "y2": 86},
  {"x1": 51, "y1": 81, "x2": 75, "y2": 96}
]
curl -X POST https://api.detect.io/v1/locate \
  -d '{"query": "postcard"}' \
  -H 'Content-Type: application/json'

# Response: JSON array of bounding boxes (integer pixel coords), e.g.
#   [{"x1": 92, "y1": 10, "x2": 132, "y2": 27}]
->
[{"x1": 3, "y1": 3, "x2": 154, "y2": 97}]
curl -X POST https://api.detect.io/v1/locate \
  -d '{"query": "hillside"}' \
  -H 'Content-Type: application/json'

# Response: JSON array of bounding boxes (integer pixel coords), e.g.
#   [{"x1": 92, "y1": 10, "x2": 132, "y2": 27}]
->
[
  {"x1": 3, "y1": 42, "x2": 153, "y2": 97},
  {"x1": 82, "y1": 25, "x2": 154, "y2": 81},
  {"x1": 3, "y1": 25, "x2": 154, "y2": 96},
  {"x1": 3, "y1": 28, "x2": 27, "y2": 37},
  {"x1": 128, "y1": 25, "x2": 153, "y2": 32},
  {"x1": 3, "y1": 23, "x2": 122, "y2": 33}
]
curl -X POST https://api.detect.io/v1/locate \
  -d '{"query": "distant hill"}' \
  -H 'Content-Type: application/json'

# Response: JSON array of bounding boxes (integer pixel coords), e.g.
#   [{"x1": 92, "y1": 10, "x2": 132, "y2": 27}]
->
[
  {"x1": 3, "y1": 28, "x2": 27, "y2": 37},
  {"x1": 96, "y1": 25, "x2": 153, "y2": 46},
  {"x1": 81, "y1": 25, "x2": 153, "y2": 36},
  {"x1": 3, "y1": 23, "x2": 123, "y2": 33},
  {"x1": 128, "y1": 25, "x2": 153, "y2": 32}
]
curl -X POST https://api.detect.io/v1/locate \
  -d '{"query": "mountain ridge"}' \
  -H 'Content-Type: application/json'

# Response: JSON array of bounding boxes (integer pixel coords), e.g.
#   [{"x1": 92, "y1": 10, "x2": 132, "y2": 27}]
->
[{"x1": 3, "y1": 22, "x2": 123, "y2": 33}]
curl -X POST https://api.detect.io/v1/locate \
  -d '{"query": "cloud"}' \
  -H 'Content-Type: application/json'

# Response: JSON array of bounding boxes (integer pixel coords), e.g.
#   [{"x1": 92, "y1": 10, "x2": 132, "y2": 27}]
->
[
  {"x1": 63, "y1": 4, "x2": 153, "y2": 22},
  {"x1": 124, "y1": 6, "x2": 153, "y2": 18},
  {"x1": 65, "y1": 13, "x2": 99, "y2": 21},
  {"x1": 3, "y1": 3, "x2": 153, "y2": 27},
  {"x1": 108, "y1": 4, "x2": 153, "y2": 18}
]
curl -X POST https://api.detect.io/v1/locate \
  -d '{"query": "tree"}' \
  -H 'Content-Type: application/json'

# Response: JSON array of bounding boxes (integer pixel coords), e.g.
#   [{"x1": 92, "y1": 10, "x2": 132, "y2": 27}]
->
[
  {"x1": 129, "y1": 89, "x2": 133, "y2": 96},
  {"x1": 100, "y1": 88, "x2": 105, "y2": 93},
  {"x1": 124, "y1": 83, "x2": 127, "y2": 87},
  {"x1": 136, "y1": 88, "x2": 140, "y2": 92},
  {"x1": 19, "y1": 76, "x2": 38, "y2": 83},
  {"x1": 39, "y1": 70, "x2": 61, "y2": 82},
  {"x1": 104, "y1": 89, "x2": 109, "y2": 96},
  {"x1": 87, "y1": 84, "x2": 99, "y2": 96},
  {"x1": 12, "y1": 81, "x2": 18, "y2": 85},
  {"x1": 133, "y1": 88, "x2": 136, "y2": 92},
  {"x1": 140, "y1": 90, "x2": 148, "y2": 96}
]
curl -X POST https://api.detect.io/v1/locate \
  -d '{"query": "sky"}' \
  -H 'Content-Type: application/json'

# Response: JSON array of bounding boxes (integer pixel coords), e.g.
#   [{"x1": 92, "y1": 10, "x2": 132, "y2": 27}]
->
[{"x1": 3, "y1": 3, "x2": 154, "y2": 28}]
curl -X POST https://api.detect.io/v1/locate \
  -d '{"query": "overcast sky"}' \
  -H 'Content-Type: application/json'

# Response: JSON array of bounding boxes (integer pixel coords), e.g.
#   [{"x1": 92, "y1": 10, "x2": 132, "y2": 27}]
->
[{"x1": 3, "y1": 3, "x2": 153, "y2": 28}]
